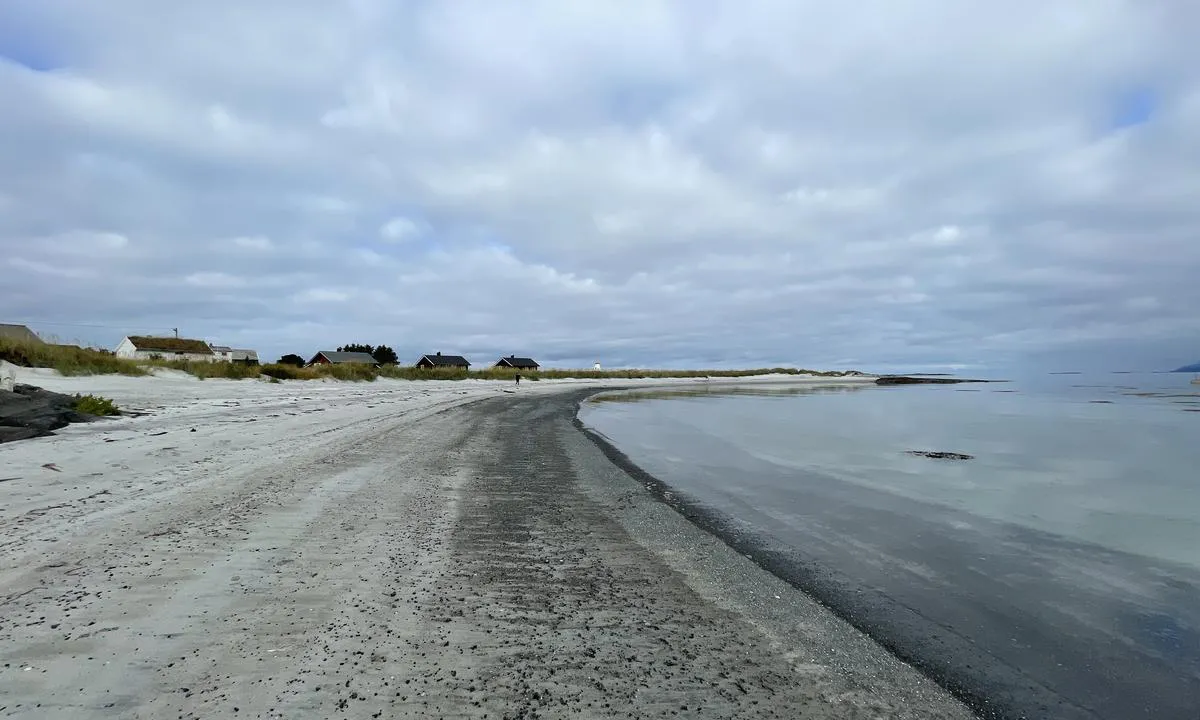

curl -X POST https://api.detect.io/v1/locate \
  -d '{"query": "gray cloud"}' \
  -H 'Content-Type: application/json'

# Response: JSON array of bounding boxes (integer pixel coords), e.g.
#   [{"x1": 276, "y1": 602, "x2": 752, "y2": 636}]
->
[{"x1": 2, "y1": 1, "x2": 1198, "y2": 371}]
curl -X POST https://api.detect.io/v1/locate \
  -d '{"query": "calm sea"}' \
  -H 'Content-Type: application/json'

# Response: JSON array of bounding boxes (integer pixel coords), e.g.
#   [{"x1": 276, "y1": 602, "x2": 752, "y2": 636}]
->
[{"x1": 579, "y1": 373, "x2": 1200, "y2": 720}]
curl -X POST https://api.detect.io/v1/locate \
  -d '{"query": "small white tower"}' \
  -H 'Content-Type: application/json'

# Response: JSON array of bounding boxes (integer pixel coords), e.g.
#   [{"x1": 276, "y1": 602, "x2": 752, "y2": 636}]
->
[{"x1": 593, "y1": 361, "x2": 602, "y2": 371}]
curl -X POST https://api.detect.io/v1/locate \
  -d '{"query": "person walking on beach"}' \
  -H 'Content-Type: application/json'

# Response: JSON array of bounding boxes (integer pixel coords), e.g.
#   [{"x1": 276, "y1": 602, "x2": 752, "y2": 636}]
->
[{"x1": 515, "y1": 373, "x2": 521, "y2": 386}]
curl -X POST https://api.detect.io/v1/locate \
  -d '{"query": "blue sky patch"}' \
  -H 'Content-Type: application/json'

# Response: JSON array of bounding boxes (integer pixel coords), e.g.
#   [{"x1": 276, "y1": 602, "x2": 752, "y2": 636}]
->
[
  {"x1": 0, "y1": 14, "x2": 62, "y2": 72},
  {"x1": 1110, "y1": 87, "x2": 1157, "y2": 129}
]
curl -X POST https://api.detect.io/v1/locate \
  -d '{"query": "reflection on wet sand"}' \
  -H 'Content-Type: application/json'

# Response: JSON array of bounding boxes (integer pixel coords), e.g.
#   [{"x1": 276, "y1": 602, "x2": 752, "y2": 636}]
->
[{"x1": 589, "y1": 383, "x2": 871, "y2": 404}]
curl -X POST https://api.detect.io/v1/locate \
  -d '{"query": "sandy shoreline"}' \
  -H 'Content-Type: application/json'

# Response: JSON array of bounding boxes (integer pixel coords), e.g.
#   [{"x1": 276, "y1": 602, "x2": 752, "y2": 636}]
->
[{"x1": 1, "y1": 371, "x2": 969, "y2": 718}]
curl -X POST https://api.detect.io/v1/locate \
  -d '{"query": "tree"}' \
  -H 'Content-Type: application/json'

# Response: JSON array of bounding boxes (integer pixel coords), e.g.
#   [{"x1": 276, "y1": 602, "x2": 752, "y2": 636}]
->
[
  {"x1": 278, "y1": 354, "x2": 305, "y2": 367},
  {"x1": 337, "y1": 344, "x2": 374, "y2": 355},
  {"x1": 372, "y1": 344, "x2": 398, "y2": 365}
]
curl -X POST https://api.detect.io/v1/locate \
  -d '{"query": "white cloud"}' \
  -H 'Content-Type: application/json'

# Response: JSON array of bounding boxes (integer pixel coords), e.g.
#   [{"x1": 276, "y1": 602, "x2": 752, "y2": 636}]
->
[
  {"x1": 185, "y1": 272, "x2": 246, "y2": 288},
  {"x1": 379, "y1": 217, "x2": 423, "y2": 242},
  {"x1": 292, "y1": 288, "x2": 350, "y2": 303},
  {"x1": 931, "y1": 226, "x2": 963, "y2": 245},
  {"x1": 0, "y1": 1, "x2": 1197, "y2": 369},
  {"x1": 9, "y1": 257, "x2": 96, "y2": 279},
  {"x1": 229, "y1": 235, "x2": 274, "y2": 251},
  {"x1": 295, "y1": 195, "x2": 356, "y2": 214}
]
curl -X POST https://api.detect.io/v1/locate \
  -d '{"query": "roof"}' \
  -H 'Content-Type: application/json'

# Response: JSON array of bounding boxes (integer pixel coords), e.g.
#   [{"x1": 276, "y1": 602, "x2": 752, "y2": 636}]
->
[
  {"x1": 496, "y1": 355, "x2": 539, "y2": 369},
  {"x1": 417, "y1": 353, "x2": 470, "y2": 367},
  {"x1": 232, "y1": 349, "x2": 258, "y2": 361},
  {"x1": 0, "y1": 324, "x2": 43, "y2": 344},
  {"x1": 126, "y1": 335, "x2": 213, "y2": 354},
  {"x1": 312, "y1": 351, "x2": 378, "y2": 364},
  {"x1": 210, "y1": 345, "x2": 233, "y2": 352}
]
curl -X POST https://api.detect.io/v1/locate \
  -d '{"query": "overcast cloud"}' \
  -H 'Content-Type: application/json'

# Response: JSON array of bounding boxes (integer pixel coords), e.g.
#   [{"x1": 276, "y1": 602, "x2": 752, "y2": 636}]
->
[{"x1": 2, "y1": 1, "x2": 1198, "y2": 371}]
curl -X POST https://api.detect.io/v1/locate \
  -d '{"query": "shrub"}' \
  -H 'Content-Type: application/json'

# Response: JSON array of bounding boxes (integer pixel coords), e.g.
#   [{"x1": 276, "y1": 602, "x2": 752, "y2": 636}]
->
[
  {"x1": 73, "y1": 394, "x2": 120, "y2": 416},
  {"x1": 372, "y1": 344, "x2": 399, "y2": 365},
  {"x1": 262, "y1": 363, "x2": 304, "y2": 380},
  {"x1": 277, "y1": 353, "x2": 306, "y2": 367},
  {"x1": 337, "y1": 343, "x2": 374, "y2": 354}
]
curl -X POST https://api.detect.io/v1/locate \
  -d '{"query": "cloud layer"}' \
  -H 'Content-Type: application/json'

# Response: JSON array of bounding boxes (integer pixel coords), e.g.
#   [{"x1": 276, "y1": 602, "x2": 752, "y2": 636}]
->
[{"x1": 2, "y1": 1, "x2": 1198, "y2": 370}]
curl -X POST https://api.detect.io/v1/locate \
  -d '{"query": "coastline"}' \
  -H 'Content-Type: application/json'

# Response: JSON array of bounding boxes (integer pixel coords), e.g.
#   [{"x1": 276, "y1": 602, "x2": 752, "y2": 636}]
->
[
  {"x1": 1, "y1": 374, "x2": 967, "y2": 718},
  {"x1": 572, "y1": 395, "x2": 1020, "y2": 717},
  {"x1": 574, "y1": 386, "x2": 1200, "y2": 720}
]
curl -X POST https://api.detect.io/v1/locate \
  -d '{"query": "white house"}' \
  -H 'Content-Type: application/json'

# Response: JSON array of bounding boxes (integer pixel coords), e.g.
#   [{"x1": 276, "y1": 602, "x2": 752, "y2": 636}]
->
[{"x1": 114, "y1": 336, "x2": 215, "y2": 362}]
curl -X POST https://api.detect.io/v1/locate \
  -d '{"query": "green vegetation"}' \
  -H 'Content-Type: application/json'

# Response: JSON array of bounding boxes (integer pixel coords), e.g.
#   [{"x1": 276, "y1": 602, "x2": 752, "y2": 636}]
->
[
  {"x1": 379, "y1": 365, "x2": 469, "y2": 381},
  {"x1": 261, "y1": 363, "x2": 306, "y2": 380},
  {"x1": 73, "y1": 394, "x2": 121, "y2": 416},
  {"x1": 149, "y1": 359, "x2": 264, "y2": 379},
  {"x1": 0, "y1": 337, "x2": 146, "y2": 377},
  {"x1": 261, "y1": 362, "x2": 379, "y2": 382}
]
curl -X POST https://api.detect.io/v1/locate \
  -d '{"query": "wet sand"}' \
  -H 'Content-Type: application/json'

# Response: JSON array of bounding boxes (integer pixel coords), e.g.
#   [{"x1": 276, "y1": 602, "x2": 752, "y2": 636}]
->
[{"x1": 0, "y1": 383, "x2": 969, "y2": 718}]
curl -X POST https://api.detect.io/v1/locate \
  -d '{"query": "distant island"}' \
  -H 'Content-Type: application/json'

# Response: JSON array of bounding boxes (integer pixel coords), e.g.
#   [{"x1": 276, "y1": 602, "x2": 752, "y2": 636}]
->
[{"x1": 1172, "y1": 362, "x2": 1200, "y2": 373}]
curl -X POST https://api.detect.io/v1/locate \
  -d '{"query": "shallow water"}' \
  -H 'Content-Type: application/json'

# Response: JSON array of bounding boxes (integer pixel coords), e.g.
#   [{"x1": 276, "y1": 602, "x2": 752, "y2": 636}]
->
[{"x1": 580, "y1": 373, "x2": 1200, "y2": 720}]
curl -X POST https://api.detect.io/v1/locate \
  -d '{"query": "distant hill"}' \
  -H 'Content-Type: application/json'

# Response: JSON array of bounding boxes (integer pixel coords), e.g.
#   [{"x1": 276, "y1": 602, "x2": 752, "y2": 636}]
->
[{"x1": 1172, "y1": 362, "x2": 1200, "y2": 373}]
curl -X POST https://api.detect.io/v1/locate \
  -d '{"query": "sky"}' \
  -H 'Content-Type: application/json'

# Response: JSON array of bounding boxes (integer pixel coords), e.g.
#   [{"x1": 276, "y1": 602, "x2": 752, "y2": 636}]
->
[{"x1": 1, "y1": 1, "x2": 1198, "y2": 372}]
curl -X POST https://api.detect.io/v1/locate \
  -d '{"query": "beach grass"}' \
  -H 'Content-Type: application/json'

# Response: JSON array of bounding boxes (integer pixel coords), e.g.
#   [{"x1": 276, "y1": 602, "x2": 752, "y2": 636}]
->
[
  {"x1": 0, "y1": 338, "x2": 147, "y2": 377},
  {"x1": 149, "y1": 359, "x2": 266, "y2": 380},
  {"x1": 149, "y1": 360, "x2": 381, "y2": 382},
  {"x1": 261, "y1": 363, "x2": 381, "y2": 381}
]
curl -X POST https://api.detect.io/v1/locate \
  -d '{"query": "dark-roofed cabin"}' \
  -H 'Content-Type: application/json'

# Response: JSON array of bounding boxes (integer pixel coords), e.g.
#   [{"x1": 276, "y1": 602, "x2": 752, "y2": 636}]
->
[
  {"x1": 307, "y1": 350, "x2": 379, "y2": 367},
  {"x1": 231, "y1": 349, "x2": 259, "y2": 365},
  {"x1": 211, "y1": 346, "x2": 260, "y2": 365},
  {"x1": 415, "y1": 352, "x2": 470, "y2": 370},
  {"x1": 0, "y1": 324, "x2": 44, "y2": 345},
  {"x1": 494, "y1": 355, "x2": 539, "y2": 370}
]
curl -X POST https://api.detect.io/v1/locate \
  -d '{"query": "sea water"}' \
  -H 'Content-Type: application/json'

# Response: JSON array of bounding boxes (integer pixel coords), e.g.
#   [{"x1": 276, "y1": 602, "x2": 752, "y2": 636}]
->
[{"x1": 579, "y1": 373, "x2": 1200, "y2": 720}]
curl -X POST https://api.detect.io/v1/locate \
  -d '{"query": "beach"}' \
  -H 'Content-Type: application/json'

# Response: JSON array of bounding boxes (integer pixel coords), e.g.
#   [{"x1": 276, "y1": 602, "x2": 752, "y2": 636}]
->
[{"x1": 0, "y1": 371, "x2": 968, "y2": 719}]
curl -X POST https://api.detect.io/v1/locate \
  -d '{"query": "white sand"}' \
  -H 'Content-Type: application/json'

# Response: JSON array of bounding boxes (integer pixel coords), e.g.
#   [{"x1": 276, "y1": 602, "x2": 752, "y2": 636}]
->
[
  {"x1": 1, "y1": 368, "x2": 906, "y2": 718},
  {"x1": 1, "y1": 367, "x2": 871, "y2": 566}
]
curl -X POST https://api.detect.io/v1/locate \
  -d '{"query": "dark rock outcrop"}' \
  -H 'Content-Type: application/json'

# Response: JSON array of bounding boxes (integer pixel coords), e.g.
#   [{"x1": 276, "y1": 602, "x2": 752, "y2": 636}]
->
[
  {"x1": 0, "y1": 384, "x2": 103, "y2": 443},
  {"x1": 876, "y1": 376, "x2": 993, "y2": 385},
  {"x1": 0, "y1": 426, "x2": 42, "y2": 443},
  {"x1": 906, "y1": 450, "x2": 974, "y2": 460}
]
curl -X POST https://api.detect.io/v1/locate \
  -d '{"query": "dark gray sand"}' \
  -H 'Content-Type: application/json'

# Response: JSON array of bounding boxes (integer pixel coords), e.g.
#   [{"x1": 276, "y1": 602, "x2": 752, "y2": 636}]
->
[{"x1": 1, "y1": 389, "x2": 971, "y2": 718}]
